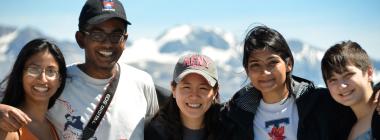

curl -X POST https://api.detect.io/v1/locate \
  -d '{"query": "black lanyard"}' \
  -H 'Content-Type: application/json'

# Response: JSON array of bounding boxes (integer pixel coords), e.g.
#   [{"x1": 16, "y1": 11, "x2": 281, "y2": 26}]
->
[{"x1": 81, "y1": 64, "x2": 120, "y2": 140}]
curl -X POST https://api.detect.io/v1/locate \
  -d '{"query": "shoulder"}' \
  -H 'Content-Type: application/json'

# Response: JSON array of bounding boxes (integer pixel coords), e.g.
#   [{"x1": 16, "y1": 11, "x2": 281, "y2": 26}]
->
[
  {"x1": 290, "y1": 75, "x2": 317, "y2": 97},
  {"x1": 117, "y1": 62, "x2": 156, "y2": 91},
  {"x1": 219, "y1": 102, "x2": 253, "y2": 140},
  {"x1": 221, "y1": 90, "x2": 255, "y2": 127},
  {"x1": 225, "y1": 84, "x2": 261, "y2": 114},
  {"x1": 66, "y1": 63, "x2": 80, "y2": 74},
  {"x1": 118, "y1": 62, "x2": 148, "y2": 75},
  {"x1": 65, "y1": 63, "x2": 86, "y2": 81},
  {"x1": 118, "y1": 62, "x2": 153, "y2": 81},
  {"x1": 372, "y1": 111, "x2": 380, "y2": 139},
  {"x1": 145, "y1": 118, "x2": 168, "y2": 140},
  {"x1": 291, "y1": 75, "x2": 332, "y2": 102},
  {"x1": 229, "y1": 84, "x2": 260, "y2": 103}
]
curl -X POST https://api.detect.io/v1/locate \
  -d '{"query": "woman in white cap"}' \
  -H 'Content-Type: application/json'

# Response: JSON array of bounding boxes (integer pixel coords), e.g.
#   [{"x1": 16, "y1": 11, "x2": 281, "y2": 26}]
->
[{"x1": 145, "y1": 54, "x2": 221, "y2": 140}]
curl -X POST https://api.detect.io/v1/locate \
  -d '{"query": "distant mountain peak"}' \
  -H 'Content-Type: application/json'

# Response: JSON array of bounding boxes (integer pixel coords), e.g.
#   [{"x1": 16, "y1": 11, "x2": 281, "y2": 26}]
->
[
  {"x1": 0, "y1": 30, "x2": 18, "y2": 55},
  {"x1": 157, "y1": 25, "x2": 234, "y2": 54},
  {"x1": 0, "y1": 25, "x2": 17, "y2": 37},
  {"x1": 157, "y1": 24, "x2": 193, "y2": 43}
]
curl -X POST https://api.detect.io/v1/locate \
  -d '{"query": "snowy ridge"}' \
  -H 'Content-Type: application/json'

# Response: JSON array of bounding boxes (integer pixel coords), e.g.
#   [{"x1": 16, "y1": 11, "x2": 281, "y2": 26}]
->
[
  {"x1": 0, "y1": 31, "x2": 18, "y2": 60},
  {"x1": 157, "y1": 25, "x2": 192, "y2": 46},
  {"x1": 0, "y1": 24, "x2": 379, "y2": 101},
  {"x1": 122, "y1": 24, "x2": 240, "y2": 67},
  {"x1": 293, "y1": 44, "x2": 325, "y2": 66}
]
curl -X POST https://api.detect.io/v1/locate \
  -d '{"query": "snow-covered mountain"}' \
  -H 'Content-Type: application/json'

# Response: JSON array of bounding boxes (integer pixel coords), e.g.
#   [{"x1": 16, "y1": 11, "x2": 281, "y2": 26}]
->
[
  {"x1": 1, "y1": 24, "x2": 379, "y2": 101},
  {"x1": 0, "y1": 25, "x2": 84, "y2": 63},
  {"x1": 0, "y1": 25, "x2": 84, "y2": 83}
]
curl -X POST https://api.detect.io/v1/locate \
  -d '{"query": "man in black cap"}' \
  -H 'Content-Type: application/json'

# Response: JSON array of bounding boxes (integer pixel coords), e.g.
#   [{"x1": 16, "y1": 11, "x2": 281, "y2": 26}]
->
[
  {"x1": 50, "y1": 0, "x2": 159, "y2": 139},
  {"x1": 0, "y1": 0, "x2": 159, "y2": 139}
]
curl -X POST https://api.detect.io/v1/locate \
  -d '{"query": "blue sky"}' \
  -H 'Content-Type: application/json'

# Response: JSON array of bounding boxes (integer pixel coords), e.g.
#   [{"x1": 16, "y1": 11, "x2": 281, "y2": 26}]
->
[{"x1": 1, "y1": 0, "x2": 379, "y2": 59}]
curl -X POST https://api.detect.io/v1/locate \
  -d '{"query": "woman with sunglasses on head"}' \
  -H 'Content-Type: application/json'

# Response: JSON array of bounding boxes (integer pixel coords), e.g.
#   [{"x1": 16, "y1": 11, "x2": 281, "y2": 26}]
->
[
  {"x1": 0, "y1": 38, "x2": 66, "y2": 140},
  {"x1": 145, "y1": 54, "x2": 222, "y2": 140}
]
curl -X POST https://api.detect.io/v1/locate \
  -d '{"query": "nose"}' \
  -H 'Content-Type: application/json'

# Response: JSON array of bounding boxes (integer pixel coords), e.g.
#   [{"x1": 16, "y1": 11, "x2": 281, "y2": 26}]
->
[
  {"x1": 263, "y1": 68, "x2": 272, "y2": 75},
  {"x1": 103, "y1": 36, "x2": 113, "y2": 48},
  {"x1": 338, "y1": 80, "x2": 348, "y2": 89},
  {"x1": 36, "y1": 71, "x2": 48, "y2": 83},
  {"x1": 188, "y1": 89, "x2": 200, "y2": 99}
]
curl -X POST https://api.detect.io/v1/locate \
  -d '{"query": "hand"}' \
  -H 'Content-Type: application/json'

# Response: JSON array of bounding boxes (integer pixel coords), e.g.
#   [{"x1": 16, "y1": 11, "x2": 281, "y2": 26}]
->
[{"x1": 0, "y1": 104, "x2": 31, "y2": 132}]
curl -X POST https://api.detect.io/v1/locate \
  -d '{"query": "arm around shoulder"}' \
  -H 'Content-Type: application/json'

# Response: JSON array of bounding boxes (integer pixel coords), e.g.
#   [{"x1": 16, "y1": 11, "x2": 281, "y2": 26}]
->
[
  {"x1": 0, "y1": 130, "x2": 19, "y2": 140},
  {"x1": 0, "y1": 104, "x2": 31, "y2": 132}
]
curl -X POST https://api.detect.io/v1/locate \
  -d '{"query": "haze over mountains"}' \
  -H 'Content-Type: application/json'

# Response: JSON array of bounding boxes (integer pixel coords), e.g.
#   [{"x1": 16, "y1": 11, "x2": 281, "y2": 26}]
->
[{"x1": 1, "y1": 24, "x2": 379, "y2": 101}]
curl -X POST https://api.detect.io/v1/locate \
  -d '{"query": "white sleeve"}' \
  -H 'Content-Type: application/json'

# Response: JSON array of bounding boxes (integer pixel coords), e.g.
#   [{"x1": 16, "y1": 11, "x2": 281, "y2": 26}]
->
[{"x1": 143, "y1": 75, "x2": 159, "y2": 117}]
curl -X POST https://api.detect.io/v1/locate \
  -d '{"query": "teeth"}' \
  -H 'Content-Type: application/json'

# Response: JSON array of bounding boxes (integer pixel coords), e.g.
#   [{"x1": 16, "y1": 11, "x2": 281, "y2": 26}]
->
[
  {"x1": 260, "y1": 79, "x2": 275, "y2": 86},
  {"x1": 99, "y1": 51, "x2": 112, "y2": 56},
  {"x1": 341, "y1": 91, "x2": 351, "y2": 96},
  {"x1": 187, "y1": 103, "x2": 201, "y2": 108},
  {"x1": 34, "y1": 86, "x2": 48, "y2": 92}
]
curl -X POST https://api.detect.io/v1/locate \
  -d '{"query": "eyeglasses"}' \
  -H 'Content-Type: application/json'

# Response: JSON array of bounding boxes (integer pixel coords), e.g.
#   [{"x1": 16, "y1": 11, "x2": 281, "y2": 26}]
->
[
  {"x1": 82, "y1": 30, "x2": 127, "y2": 44},
  {"x1": 24, "y1": 66, "x2": 60, "y2": 80}
]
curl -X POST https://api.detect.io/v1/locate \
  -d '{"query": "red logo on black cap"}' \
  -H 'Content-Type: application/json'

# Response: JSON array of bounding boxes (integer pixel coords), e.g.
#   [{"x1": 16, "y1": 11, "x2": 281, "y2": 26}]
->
[{"x1": 102, "y1": 0, "x2": 115, "y2": 11}]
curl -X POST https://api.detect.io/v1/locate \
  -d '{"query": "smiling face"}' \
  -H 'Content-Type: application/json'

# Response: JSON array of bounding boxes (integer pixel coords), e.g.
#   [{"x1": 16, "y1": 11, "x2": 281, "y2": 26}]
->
[
  {"x1": 22, "y1": 50, "x2": 61, "y2": 106},
  {"x1": 246, "y1": 49, "x2": 292, "y2": 102},
  {"x1": 326, "y1": 64, "x2": 373, "y2": 107},
  {"x1": 172, "y1": 73, "x2": 216, "y2": 125},
  {"x1": 78, "y1": 18, "x2": 127, "y2": 78}
]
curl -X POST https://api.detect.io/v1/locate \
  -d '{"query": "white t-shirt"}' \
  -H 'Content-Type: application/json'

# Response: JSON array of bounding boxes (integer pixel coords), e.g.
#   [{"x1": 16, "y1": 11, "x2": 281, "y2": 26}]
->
[
  {"x1": 47, "y1": 62, "x2": 159, "y2": 140},
  {"x1": 253, "y1": 96, "x2": 299, "y2": 140}
]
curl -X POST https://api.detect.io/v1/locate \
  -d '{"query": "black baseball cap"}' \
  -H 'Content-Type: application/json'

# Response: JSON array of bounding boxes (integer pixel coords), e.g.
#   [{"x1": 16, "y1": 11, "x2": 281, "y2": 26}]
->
[
  {"x1": 79, "y1": 0, "x2": 131, "y2": 30},
  {"x1": 173, "y1": 54, "x2": 218, "y2": 87}
]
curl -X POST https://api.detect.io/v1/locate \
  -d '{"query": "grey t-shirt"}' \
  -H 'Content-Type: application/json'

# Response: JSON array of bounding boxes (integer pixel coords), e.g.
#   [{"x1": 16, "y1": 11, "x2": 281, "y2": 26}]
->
[{"x1": 183, "y1": 127, "x2": 206, "y2": 140}]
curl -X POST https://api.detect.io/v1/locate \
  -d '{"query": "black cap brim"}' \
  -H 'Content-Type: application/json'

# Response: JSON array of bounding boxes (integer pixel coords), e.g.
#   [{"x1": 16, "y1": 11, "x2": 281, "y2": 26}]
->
[{"x1": 87, "y1": 14, "x2": 131, "y2": 26}]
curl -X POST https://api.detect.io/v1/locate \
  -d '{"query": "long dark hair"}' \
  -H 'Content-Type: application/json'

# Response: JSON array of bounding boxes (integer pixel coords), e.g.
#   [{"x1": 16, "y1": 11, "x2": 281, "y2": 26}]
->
[
  {"x1": 243, "y1": 25, "x2": 294, "y2": 93},
  {"x1": 1, "y1": 38, "x2": 67, "y2": 109},
  {"x1": 150, "y1": 81, "x2": 221, "y2": 140}
]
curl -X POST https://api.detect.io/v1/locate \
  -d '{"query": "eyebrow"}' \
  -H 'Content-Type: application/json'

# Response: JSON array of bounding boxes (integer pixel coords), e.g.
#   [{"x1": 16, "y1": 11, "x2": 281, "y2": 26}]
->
[
  {"x1": 26, "y1": 63, "x2": 59, "y2": 69},
  {"x1": 25, "y1": 63, "x2": 40, "y2": 67}
]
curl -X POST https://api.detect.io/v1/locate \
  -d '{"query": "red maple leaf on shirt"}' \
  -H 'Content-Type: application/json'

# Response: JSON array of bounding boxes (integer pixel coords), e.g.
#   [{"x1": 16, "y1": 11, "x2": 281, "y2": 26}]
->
[{"x1": 268, "y1": 126, "x2": 286, "y2": 140}]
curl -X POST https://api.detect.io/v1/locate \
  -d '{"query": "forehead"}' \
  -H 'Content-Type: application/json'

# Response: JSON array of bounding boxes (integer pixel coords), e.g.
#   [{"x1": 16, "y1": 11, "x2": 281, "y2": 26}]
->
[
  {"x1": 248, "y1": 49, "x2": 282, "y2": 61},
  {"x1": 332, "y1": 64, "x2": 361, "y2": 75},
  {"x1": 25, "y1": 50, "x2": 58, "y2": 67}
]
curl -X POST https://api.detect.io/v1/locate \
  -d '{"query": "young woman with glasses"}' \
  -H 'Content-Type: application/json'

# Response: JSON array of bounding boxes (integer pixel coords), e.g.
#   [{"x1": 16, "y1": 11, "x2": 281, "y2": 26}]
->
[{"x1": 0, "y1": 38, "x2": 66, "y2": 140}]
